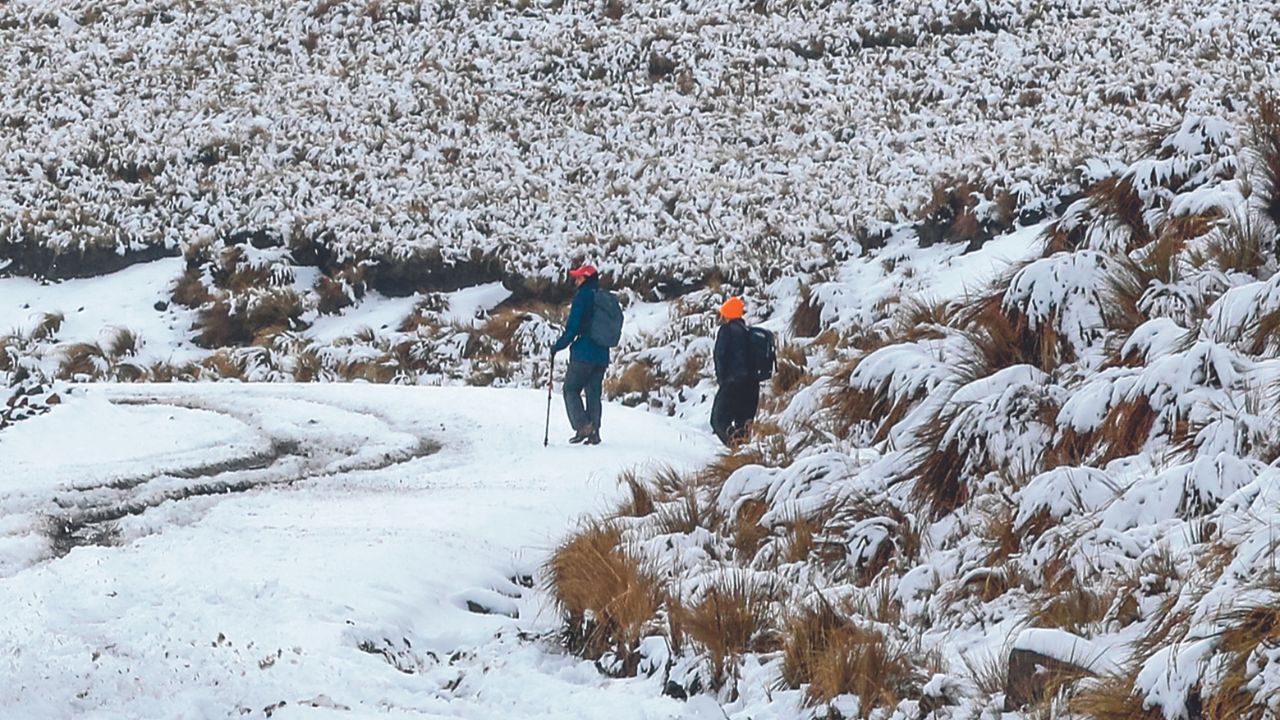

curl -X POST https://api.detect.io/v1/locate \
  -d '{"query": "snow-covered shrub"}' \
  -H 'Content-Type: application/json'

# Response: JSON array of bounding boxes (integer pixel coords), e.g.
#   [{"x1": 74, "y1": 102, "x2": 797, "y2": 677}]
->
[
  {"x1": 826, "y1": 341, "x2": 953, "y2": 443},
  {"x1": 910, "y1": 365, "x2": 1064, "y2": 516},
  {"x1": 1000, "y1": 249, "x2": 1133, "y2": 369}
]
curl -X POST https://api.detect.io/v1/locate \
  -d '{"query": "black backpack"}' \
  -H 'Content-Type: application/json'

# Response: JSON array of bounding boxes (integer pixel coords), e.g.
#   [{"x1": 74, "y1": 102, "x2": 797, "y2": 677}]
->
[{"x1": 748, "y1": 326, "x2": 775, "y2": 382}]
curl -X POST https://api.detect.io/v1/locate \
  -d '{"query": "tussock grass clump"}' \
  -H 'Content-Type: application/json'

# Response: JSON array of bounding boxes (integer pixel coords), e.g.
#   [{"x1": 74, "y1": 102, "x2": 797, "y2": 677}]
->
[
  {"x1": 771, "y1": 342, "x2": 808, "y2": 398},
  {"x1": 615, "y1": 469, "x2": 657, "y2": 518},
  {"x1": 315, "y1": 264, "x2": 367, "y2": 315},
  {"x1": 957, "y1": 292, "x2": 1046, "y2": 375},
  {"x1": 1198, "y1": 599, "x2": 1280, "y2": 719},
  {"x1": 195, "y1": 289, "x2": 306, "y2": 348},
  {"x1": 680, "y1": 574, "x2": 778, "y2": 690},
  {"x1": 605, "y1": 360, "x2": 659, "y2": 405},
  {"x1": 56, "y1": 342, "x2": 108, "y2": 380},
  {"x1": 781, "y1": 594, "x2": 933, "y2": 715},
  {"x1": 1070, "y1": 672, "x2": 1164, "y2": 720},
  {"x1": 1029, "y1": 587, "x2": 1114, "y2": 635},
  {"x1": 1190, "y1": 211, "x2": 1271, "y2": 279},
  {"x1": 546, "y1": 520, "x2": 665, "y2": 675},
  {"x1": 172, "y1": 266, "x2": 214, "y2": 307},
  {"x1": 730, "y1": 499, "x2": 769, "y2": 562},
  {"x1": 101, "y1": 327, "x2": 141, "y2": 359},
  {"x1": 791, "y1": 284, "x2": 823, "y2": 338},
  {"x1": 1251, "y1": 90, "x2": 1280, "y2": 230},
  {"x1": 30, "y1": 311, "x2": 65, "y2": 342}
]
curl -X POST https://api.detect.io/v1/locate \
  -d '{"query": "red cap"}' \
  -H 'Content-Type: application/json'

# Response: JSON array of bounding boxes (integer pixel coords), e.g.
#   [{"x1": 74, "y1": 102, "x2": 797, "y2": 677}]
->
[{"x1": 568, "y1": 264, "x2": 598, "y2": 279}]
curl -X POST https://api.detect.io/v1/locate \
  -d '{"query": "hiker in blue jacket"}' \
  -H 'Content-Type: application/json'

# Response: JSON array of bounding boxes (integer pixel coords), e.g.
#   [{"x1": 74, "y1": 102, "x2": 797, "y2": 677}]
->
[{"x1": 551, "y1": 264, "x2": 609, "y2": 445}]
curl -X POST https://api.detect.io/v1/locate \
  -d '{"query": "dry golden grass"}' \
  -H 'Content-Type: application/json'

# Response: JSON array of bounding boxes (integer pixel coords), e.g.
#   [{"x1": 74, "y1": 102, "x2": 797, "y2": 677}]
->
[
  {"x1": 148, "y1": 361, "x2": 199, "y2": 382},
  {"x1": 101, "y1": 327, "x2": 140, "y2": 359},
  {"x1": 780, "y1": 601, "x2": 858, "y2": 689},
  {"x1": 172, "y1": 266, "x2": 213, "y2": 307},
  {"x1": 807, "y1": 625, "x2": 922, "y2": 712},
  {"x1": 908, "y1": 406, "x2": 973, "y2": 518},
  {"x1": 1069, "y1": 672, "x2": 1163, "y2": 720},
  {"x1": 823, "y1": 354, "x2": 922, "y2": 443},
  {"x1": 56, "y1": 342, "x2": 107, "y2": 379},
  {"x1": 732, "y1": 499, "x2": 770, "y2": 562},
  {"x1": 1029, "y1": 587, "x2": 1114, "y2": 635},
  {"x1": 957, "y1": 291, "x2": 1056, "y2": 375},
  {"x1": 791, "y1": 283, "x2": 823, "y2": 338},
  {"x1": 605, "y1": 360, "x2": 659, "y2": 402},
  {"x1": 1199, "y1": 598, "x2": 1280, "y2": 719},
  {"x1": 29, "y1": 311, "x2": 65, "y2": 342},
  {"x1": 654, "y1": 490, "x2": 718, "y2": 536},
  {"x1": 546, "y1": 520, "x2": 665, "y2": 673},
  {"x1": 0, "y1": 335, "x2": 19, "y2": 372},
  {"x1": 315, "y1": 274, "x2": 356, "y2": 314},
  {"x1": 200, "y1": 349, "x2": 249, "y2": 380},
  {"x1": 1191, "y1": 211, "x2": 1270, "y2": 279},
  {"x1": 615, "y1": 469, "x2": 657, "y2": 518},
  {"x1": 680, "y1": 574, "x2": 777, "y2": 690},
  {"x1": 1096, "y1": 395, "x2": 1159, "y2": 463},
  {"x1": 1251, "y1": 89, "x2": 1280, "y2": 230},
  {"x1": 1091, "y1": 176, "x2": 1155, "y2": 251},
  {"x1": 695, "y1": 446, "x2": 764, "y2": 498},
  {"x1": 771, "y1": 342, "x2": 808, "y2": 397}
]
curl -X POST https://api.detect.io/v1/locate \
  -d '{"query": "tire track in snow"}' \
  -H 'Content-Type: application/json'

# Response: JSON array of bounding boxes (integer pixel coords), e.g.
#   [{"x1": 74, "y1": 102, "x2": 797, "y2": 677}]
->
[{"x1": 19, "y1": 392, "x2": 442, "y2": 563}]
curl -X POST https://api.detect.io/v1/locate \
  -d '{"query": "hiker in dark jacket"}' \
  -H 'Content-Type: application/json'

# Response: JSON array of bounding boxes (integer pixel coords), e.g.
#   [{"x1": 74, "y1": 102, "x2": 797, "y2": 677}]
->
[
  {"x1": 551, "y1": 265, "x2": 609, "y2": 445},
  {"x1": 711, "y1": 296, "x2": 760, "y2": 446}
]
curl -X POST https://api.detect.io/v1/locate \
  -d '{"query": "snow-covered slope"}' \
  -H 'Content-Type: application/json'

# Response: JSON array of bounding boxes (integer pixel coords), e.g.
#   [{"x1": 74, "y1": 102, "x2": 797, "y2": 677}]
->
[
  {"x1": 3, "y1": 0, "x2": 1277, "y2": 288},
  {"x1": 0, "y1": 384, "x2": 716, "y2": 717}
]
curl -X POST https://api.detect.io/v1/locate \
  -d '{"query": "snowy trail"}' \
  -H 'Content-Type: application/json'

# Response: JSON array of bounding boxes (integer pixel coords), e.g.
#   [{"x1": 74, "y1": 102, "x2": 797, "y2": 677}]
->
[{"x1": 0, "y1": 384, "x2": 718, "y2": 719}]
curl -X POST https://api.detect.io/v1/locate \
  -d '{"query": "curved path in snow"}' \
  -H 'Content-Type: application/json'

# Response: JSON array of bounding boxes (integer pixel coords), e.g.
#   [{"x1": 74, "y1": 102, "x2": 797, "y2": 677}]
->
[{"x1": 0, "y1": 384, "x2": 718, "y2": 719}]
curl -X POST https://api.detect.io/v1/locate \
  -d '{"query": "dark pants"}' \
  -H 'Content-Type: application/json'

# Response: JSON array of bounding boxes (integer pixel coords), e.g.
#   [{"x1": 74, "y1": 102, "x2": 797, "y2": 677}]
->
[
  {"x1": 711, "y1": 381, "x2": 760, "y2": 446},
  {"x1": 564, "y1": 361, "x2": 606, "y2": 433}
]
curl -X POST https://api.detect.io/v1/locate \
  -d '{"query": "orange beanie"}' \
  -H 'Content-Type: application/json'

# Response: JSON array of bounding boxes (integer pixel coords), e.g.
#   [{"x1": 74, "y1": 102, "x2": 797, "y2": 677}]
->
[{"x1": 719, "y1": 296, "x2": 745, "y2": 320}]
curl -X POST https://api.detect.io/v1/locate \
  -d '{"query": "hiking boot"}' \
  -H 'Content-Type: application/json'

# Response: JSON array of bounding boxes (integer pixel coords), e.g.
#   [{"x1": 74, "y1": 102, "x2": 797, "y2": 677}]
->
[
  {"x1": 569, "y1": 424, "x2": 595, "y2": 444},
  {"x1": 584, "y1": 431, "x2": 601, "y2": 446}
]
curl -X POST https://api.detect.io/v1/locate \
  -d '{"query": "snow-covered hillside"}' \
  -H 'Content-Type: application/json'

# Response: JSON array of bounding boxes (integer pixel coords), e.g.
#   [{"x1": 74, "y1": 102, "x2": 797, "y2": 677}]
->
[
  {"x1": 0, "y1": 384, "x2": 716, "y2": 717},
  {"x1": 7, "y1": 1, "x2": 1280, "y2": 718},
  {"x1": 3, "y1": 0, "x2": 1277, "y2": 289}
]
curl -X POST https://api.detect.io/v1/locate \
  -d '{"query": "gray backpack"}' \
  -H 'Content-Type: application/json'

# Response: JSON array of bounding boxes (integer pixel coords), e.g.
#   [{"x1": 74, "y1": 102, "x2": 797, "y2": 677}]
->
[{"x1": 586, "y1": 290, "x2": 624, "y2": 347}]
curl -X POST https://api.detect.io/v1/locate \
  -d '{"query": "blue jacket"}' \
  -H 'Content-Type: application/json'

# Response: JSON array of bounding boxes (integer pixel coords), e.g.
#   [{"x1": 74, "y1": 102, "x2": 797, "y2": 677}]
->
[{"x1": 552, "y1": 277, "x2": 610, "y2": 366}]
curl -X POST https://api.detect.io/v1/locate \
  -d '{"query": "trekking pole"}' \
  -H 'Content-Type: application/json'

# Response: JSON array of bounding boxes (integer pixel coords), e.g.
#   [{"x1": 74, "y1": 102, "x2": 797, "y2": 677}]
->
[{"x1": 544, "y1": 352, "x2": 554, "y2": 447}]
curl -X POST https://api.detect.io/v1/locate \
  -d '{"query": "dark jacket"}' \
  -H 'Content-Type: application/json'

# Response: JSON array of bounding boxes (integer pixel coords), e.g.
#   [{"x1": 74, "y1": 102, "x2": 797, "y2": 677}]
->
[
  {"x1": 714, "y1": 319, "x2": 754, "y2": 385},
  {"x1": 552, "y1": 277, "x2": 610, "y2": 366}
]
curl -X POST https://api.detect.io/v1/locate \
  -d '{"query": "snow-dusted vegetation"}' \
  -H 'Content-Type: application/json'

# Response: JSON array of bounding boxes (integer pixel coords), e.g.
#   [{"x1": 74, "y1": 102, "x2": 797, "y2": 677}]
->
[
  {"x1": 546, "y1": 104, "x2": 1280, "y2": 718},
  {"x1": 6, "y1": 0, "x2": 1280, "y2": 718}
]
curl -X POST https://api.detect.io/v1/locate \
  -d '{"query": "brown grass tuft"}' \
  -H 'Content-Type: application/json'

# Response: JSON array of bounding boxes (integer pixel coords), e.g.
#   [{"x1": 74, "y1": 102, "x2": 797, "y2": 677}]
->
[
  {"x1": 731, "y1": 499, "x2": 770, "y2": 562},
  {"x1": 30, "y1": 311, "x2": 65, "y2": 342},
  {"x1": 102, "y1": 327, "x2": 140, "y2": 359},
  {"x1": 1091, "y1": 176, "x2": 1154, "y2": 251},
  {"x1": 605, "y1": 360, "x2": 659, "y2": 405},
  {"x1": 615, "y1": 469, "x2": 657, "y2": 518},
  {"x1": 1029, "y1": 587, "x2": 1114, "y2": 635},
  {"x1": 1095, "y1": 395, "x2": 1159, "y2": 463},
  {"x1": 679, "y1": 574, "x2": 777, "y2": 690},
  {"x1": 1070, "y1": 672, "x2": 1163, "y2": 720},
  {"x1": 1191, "y1": 211, "x2": 1270, "y2": 278},
  {"x1": 1251, "y1": 89, "x2": 1280, "y2": 230},
  {"x1": 791, "y1": 284, "x2": 823, "y2": 338},
  {"x1": 172, "y1": 267, "x2": 213, "y2": 307},
  {"x1": 56, "y1": 342, "x2": 107, "y2": 379},
  {"x1": 771, "y1": 342, "x2": 808, "y2": 397},
  {"x1": 807, "y1": 625, "x2": 923, "y2": 712},
  {"x1": 958, "y1": 292, "x2": 1052, "y2": 375},
  {"x1": 546, "y1": 521, "x2": 665, "y2": 674}
]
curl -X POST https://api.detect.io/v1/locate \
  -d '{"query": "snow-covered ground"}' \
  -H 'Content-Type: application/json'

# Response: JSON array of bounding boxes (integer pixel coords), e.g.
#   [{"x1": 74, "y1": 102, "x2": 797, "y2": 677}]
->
[{"x1": 0, "y1": 384, "x2": 717, "y2": 718}]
